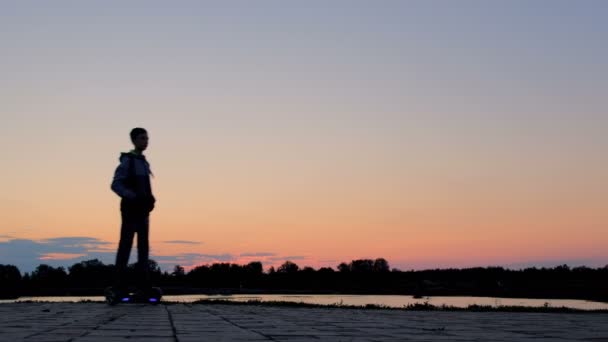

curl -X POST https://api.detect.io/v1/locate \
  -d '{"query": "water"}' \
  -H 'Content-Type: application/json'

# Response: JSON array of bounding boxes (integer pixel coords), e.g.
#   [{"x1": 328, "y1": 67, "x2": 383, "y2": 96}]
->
[{"x1": 2, "y1": 294, "x2": 607, "y2": 310}]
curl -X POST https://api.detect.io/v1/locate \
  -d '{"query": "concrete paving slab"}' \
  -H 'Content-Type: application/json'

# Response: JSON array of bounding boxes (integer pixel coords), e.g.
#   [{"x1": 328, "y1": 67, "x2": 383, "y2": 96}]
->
[{"x1": 0, "y1": 302, "x2": 606, "y2": 341}]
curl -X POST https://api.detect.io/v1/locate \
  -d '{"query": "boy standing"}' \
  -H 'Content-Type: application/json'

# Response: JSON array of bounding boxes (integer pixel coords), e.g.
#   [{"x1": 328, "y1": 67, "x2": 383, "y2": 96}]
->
[{"x1": 110, "y1": 127, "x2": 156, "y2": 291}]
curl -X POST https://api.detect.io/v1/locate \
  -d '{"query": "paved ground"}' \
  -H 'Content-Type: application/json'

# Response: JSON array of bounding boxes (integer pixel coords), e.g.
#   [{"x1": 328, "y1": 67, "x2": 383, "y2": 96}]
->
[{"x1": 0, "y1": 303, "x2": 607, "y2": 341}]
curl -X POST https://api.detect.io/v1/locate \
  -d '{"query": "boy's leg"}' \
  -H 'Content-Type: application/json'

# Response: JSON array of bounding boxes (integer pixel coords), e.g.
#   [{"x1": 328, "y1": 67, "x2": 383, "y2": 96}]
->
[
  {"x1": 114, "y1": 212, "x2": 136, "y2": 289},
  {"x1": 136, "y1": 214, "x2": 151, "y2": 288}
]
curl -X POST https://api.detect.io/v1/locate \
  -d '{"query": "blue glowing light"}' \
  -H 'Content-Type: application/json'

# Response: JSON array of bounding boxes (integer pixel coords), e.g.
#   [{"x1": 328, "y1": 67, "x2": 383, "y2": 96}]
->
[
  {"x1": 121, "y1": 297, "x2": 130, "y2": 302},
  {"x1": 149, "y1": 298, "x2": 158, "y2": 302}
]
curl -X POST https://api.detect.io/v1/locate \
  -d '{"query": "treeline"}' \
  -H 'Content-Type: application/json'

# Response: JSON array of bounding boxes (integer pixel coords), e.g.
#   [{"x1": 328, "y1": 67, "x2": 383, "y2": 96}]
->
[{"x1": 1, "y1": 259, "x2": 608, "y2": 302}]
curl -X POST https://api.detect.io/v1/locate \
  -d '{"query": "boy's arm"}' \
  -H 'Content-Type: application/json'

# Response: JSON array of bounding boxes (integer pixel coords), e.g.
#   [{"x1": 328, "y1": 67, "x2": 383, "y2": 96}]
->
[{"x1": 111, "y1": 158, "x2": 136, "y2": 199}]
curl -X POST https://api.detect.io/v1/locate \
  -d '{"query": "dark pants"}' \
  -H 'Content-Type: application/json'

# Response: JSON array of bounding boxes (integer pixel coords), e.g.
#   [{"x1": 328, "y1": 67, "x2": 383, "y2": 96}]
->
[{"x1": 114, "y1": 209, "x2": 150, "y2": 289}]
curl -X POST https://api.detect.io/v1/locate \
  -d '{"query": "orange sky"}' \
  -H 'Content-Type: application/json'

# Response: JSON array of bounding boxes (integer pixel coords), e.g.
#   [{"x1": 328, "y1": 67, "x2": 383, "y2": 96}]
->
[{"x1": 1, "y1": 115, "x2": 606, "y2": 272}]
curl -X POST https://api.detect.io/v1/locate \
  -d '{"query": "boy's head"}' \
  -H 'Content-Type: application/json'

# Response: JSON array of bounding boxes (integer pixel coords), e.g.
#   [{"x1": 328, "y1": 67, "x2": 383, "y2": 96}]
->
[{"x1": 130, "y1": 127, "x2": 149, "y2": 151}]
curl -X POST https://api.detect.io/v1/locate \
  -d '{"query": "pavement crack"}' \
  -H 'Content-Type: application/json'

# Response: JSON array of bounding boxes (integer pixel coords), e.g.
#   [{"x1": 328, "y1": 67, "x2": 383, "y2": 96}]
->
[
  {"x1": 24, "y1": 310, "x2": 74, "y2": 339},
  {"x1": 209, "y1": 309, "x2": 276, "y2": 341},
  {"x1": 164, "y1": 304, "x2": 180, "y2": 342},
  {"x1": 72, "y1": 310, "x2": 127, "y2": 341}
]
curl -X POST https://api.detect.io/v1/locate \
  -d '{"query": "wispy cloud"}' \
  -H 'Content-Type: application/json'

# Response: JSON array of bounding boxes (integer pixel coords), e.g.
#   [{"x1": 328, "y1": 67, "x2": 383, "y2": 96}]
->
[
  {"x1": 0, "y1": 236, "x2": 232, "y2": 273},
  {"x1": 240, "y1": 252, "x2": 276, "y2": 257},
  {"x1": 39, "y1": 253, "x2": 88, "y2": 260},
  {"x1": 163, "y1": 240, "x2": 202, "y2": 245},
  {"x1": 0, "y1": 237, "x2": 116, "y2": 272},
  {"x1": 41, "y1": 237, "x2": 111, "y2": 245}
]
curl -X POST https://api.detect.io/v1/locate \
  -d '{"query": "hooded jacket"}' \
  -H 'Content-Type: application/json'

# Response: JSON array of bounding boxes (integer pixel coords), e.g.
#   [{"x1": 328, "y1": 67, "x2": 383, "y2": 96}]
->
[{"x1": 111, "y1": 151, "x2": 155, "y2": 212}]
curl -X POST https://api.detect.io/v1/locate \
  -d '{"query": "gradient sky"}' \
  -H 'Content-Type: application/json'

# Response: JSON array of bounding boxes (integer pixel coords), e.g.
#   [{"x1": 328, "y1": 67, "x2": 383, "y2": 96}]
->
[{"x1": 1, "y1": 1, "x2": 607, "y2": 273}]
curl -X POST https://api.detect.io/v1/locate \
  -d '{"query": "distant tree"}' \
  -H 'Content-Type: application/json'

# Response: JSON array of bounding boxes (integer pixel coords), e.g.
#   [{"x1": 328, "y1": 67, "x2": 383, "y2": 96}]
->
[
  {"x1": 301, "y1": 266, "x2": 316, "y2": 273},
  {"x1": 69, "y1": 259, "x2": 106, "y2": 272},
  {"x1": 373, "y1": 258, "x2": 390, "y2": 272},
  {"x1": 0, "y1": 264, "x2": 21, "y2": 286},
  {"x1": 277, "y1": 261, "x2": 299, "y2": 273},
  {"x1": 318, "y1": 267, "x2": 335, "y2": 274},
  {"x1": 0, "y1": 264, "x2": 21, "y2": 298},
  {"x1": 30, "y1": 264, "x2": 68, "y2": 287},
  {"x1": 245, "y1": 261, "x2": 263, "y2": 275},
  {"x1": 337, "y1": 262, "x2": 350, "y2": 273},
  {"x1": 267, "y1": 266, "x2": 276, "y2": 274},
  {"x1": 187, "y1": 264, "x2": 210, "y2": 286},
  {"x1": 172, "y1": 265, "x2": 186, "y2": 277},
  {"x1": 229, "y1": 263, "x2": 243, "y2": 274},
  {"x1": 210, "y1": 262, "x2": 231, "y2": 274},
  {"x1": 573, "y1": 266, "x2": 591, "y2": 271},
  {"x1": 189, "y1": 264, "x2": 210, "y2": 274},
  {"x1": 126, "y1": 259, "x2": 162, "y2": 283},
  {"x1": 148, "y1": 259, "x2": 161, "y2": 274},
  {"x1": 190, "y1": 262, "x2": 240, "y2": 287},
  {"x1": 350, "y1": 259, "x2": 374, "y2": 273},
  {"x1": 68, "y1": 259, "x2": 112, "y2": 287},
  {"x1": 0, "y1": 264, "x2": 21, "y2": 282}
]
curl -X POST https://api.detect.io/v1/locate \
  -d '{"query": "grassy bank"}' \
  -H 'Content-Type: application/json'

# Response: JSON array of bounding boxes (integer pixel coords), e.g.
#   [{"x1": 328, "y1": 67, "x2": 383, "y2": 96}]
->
[{"x1": 8, "y1": 297, "x2": 608, "y2": 313}]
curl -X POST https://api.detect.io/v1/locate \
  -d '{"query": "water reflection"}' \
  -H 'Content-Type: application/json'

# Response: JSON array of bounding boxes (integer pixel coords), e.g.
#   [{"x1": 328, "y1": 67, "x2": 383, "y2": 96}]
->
[{"x1": 2, "y1": 294, "x2": 607, "y2": 310}]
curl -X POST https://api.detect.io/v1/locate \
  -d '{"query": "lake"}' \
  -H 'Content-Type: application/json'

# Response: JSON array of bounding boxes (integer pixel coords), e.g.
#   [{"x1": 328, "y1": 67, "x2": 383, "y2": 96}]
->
[{"x1": 2, "y1": 294, "x2": 607, "y2": 310}]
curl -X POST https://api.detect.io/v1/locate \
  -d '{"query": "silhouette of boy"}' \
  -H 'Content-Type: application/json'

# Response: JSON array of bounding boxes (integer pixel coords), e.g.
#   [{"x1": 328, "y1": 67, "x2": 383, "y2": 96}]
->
[{"x1": 111, "y1": 127, "x2": 156, "y2": 291}]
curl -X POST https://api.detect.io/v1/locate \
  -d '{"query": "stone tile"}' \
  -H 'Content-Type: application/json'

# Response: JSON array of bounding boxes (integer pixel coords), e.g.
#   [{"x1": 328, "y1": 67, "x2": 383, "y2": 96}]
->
[
  {"x1": 73, "y1": 338, "x2": 174, "y2": 342},
  {"x1": 0, "y1": 302, "x2": 606, "y2": 341}
]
